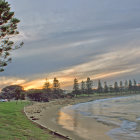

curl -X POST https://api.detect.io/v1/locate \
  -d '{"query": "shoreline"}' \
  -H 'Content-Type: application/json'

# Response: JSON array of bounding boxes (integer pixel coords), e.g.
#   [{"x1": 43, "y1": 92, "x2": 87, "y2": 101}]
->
[
  {"x1": 23, "y1": 108, "x2": 69, "y2": 140},
  {"x1": 24, "y1": 94, "x2": 139, "y2": 140}
]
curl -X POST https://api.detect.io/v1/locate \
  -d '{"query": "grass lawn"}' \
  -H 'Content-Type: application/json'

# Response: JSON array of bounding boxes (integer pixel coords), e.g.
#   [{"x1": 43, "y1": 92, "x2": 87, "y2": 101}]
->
[{"x1": 0, "y1": 101, "x2": 60, "y2": 140}]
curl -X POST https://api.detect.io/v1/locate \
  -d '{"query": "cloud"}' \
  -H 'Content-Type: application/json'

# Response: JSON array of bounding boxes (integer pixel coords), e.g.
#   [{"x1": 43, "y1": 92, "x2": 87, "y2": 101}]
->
[
  {"x1": 1, "y1": 46, "x2": 139, "y2": 90},
  {"x1": 0, "y1": 0, "x2": 140, "y2": 90},
  {"x1": 21, "y1": 79, "x2": 45, "y2": 90},
  {"x1": 12, "y1": 37, "x2": 104, "y2": 58},
  {"x1": 0, "y1": 77, "x2": 26, "y2": 90}
]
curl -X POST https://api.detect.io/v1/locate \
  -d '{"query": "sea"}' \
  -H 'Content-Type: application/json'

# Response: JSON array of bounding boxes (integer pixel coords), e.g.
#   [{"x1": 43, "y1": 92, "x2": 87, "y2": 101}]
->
[{"x1": 57, "y1": 94, "x2": 140, "y2": 140}]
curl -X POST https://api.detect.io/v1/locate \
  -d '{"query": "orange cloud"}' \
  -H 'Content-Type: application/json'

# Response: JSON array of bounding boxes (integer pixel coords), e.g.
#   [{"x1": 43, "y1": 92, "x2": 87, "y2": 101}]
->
[
  {"x1": 20, "y1": 68, "x2": 135, "y2": 90},
  {"x1": 0, "y1": 47, "x2": 139, "y2": 90},
  {"x1": 21, "y1": 79, "x2": 45, "y2": 90}
]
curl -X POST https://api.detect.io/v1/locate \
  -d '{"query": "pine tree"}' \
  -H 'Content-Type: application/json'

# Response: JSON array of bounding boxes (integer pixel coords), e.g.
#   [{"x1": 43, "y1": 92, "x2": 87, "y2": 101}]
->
[
  {"x1": 53, "y1": 77, "x2": 60, "y2": 94},
  {"x1": 125, "y1": 80, "x2": 128, "y2": 92},
  {"x1": 73, "y1": 78, "x2": 79, "y2": 97},
  {"x1": 104, "y1": 81, "x2": 108, "y2": 93},
  {"x1": 133, "y1": 79, "x2": 137, "y2": 93},
  {"x1": 43, "y1": 78, "x2": 51, "y2": 91},
  {"x1": 109, "y1": 85, "x2": 113, "y2": 93},
  {"x1": 114, "y1": 82, "x2": 119, "y2": 93},
  {"x1": 119, "y1": 81, "x2": 123, "y2": 94},
  {"x1": 81, "y1": 81, "x2": 86, "y2": 94},
  {"x1": 97, "y1": 80, "x2": 102, "y2": 93},
  {"x1": 0, "y1": 0, "x2": 23, "y2": 71},
  {"x1": 86, "y1": 77, "x2": 92, "y2": 96},
  {"x1": 128, "y1": 80, "x2": 132, "y2": 93}
]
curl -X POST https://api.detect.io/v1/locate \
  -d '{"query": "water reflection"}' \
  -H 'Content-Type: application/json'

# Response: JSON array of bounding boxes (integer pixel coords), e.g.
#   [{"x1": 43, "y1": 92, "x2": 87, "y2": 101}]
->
[
  {"x1": 57, "y1": 95, "x2": 140, "y2": 140},
  {"x1": 58, "y1": 110, "x2": 74, "y2": 131}
]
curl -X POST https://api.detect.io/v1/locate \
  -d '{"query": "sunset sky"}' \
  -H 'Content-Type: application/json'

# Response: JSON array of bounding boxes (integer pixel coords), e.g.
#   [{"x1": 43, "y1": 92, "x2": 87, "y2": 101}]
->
[{"x1": 0, "y1": 0, "x2": 140, "y2": 90}]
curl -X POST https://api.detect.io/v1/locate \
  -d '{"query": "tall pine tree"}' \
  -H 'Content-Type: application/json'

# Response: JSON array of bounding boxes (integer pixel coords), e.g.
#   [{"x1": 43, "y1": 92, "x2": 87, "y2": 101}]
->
[
  {"x1": 86, "y1": 77, "x2": 92, "y2": 96},
  {"x1": 81, "y1": 81, "x2": 86, "y2": 94},
  {"x1": 73, "y1": 78, "x2": 79, "y2": 97},
  {"x1": 53, "y1": 77, "x2": 60, "y2": 94},
  {"x1": 119, "y1": 81, "x2": 123, "y2": 93},
  {"x1": 133, "y1": 79, "x2": 137, "y2": 93},
  {"x1": 128, "y1": 80, "x2": 132, "y2": 93},
  {"x1": 114, "y1": 82, "x2": 119, "y2": 93},
  {"x1": 43, "y1": 78, "x2": 51, "y2": 91},
  {"x1": 0, "y1": 0, "x2": 23, "y2": 71},
  {"x1": 125, "y1": 80, "x2": 128, "y2": 92},
  {"x1": 97, "y1": 80, "x2": 102, "y2": 93},
  {"x1": 104, "y1": 81, "x2": 108, "y2": 93}
]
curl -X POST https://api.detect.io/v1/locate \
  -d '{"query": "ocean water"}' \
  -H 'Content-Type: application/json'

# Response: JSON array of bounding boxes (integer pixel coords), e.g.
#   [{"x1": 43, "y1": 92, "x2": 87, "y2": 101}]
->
[{"x1": 57, "y1": 95, "x2": 140, "y2": 140}]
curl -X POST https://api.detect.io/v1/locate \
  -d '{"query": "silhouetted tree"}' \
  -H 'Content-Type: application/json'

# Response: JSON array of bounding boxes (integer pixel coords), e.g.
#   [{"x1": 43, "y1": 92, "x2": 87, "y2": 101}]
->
[
  {"x1": 119, "y1": 81, "x2": 123, "y2": 93},
  {"x1": 104, "y1": 81, "x2": 108, "y2": 93},
  {"x1": 128, "y1": 80, "x2": 132, "y2": 93},
  {"x1": 114, "y1": 82, "x2": 119, "y2": 93},
  {"x1": 26, "y1": 89, "x2": 43, "y2": 102},
  {"x1": 86, "y1": 77, "x2": 93, "y2": 96},
  {"x1": 43, "y1": 78, "x2": 51, "y2": 91},
  {"x1": 109, "y1": 85, "x2": 113, "y2": 93},
  {"x1": 1, "y1": 85, "x2": 23, "y2": 101},
  {"x1": 1, "y1": 85, "x2": 25, "y2": 103},
  {"x1": 97, "y1": 80, "x2": 103, "y2": 93},
  {"x1": 14, "y1": 87, "x2": 23, "y2": 104},
  {"x1": 0, "y1": 0, "x2": 23, "y2": 72},
  {"x1": 73, "y1": 78, "x2": 79, "y2": 97},
  {"x1": 133, "y1": 79, "x2": 137, "y2": 93},
  {"x1": 125, "y1": 80, "x2": 128, "y2": 92},
  {"x1": 53, "y1": 77, "x2": 60, "y2": 94},
  {"x1": 81, "y1": 81, "x2": 86, "y2": 94}
]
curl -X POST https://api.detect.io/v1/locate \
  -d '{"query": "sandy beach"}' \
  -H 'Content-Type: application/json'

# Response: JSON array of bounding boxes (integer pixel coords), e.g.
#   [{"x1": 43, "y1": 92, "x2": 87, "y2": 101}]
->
[{"x1": 24, "y1": 95, "x2": 121, "y2": 140}]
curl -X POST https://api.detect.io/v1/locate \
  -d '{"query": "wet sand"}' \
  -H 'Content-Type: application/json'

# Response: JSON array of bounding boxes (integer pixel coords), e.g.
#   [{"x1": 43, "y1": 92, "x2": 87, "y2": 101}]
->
[{"x1": 24, "y1": 95, "x2": 120, "y2": 140}]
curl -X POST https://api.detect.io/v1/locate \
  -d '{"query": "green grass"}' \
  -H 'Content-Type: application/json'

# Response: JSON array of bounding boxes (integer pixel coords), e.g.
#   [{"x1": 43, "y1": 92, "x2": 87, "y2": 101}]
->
[
  {"x1": 0, "y1": 101, "x2": 59, "y2": 140},
  {"x1": 77, "y1": 91, "x2": 138, "y2": 97}
]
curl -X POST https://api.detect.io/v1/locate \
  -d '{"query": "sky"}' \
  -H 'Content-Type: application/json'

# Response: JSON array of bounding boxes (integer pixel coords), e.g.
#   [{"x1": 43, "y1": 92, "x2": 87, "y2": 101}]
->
[{"x1": 0, "y1": 0, "x2": 140, "y2": 90}]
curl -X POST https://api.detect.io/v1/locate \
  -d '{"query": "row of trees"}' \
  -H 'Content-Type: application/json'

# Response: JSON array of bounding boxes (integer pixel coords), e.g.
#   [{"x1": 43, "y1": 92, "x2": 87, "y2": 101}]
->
[
  {"x1": 26, "y1": 78, "x2": 64, "y2": 101},
  {"x1": 0, "y1": 77, "x2": 140, "y2": 102},
  {"x1": 97, "y1": 79, "x2": 138, "y2": 93},
  {"x1": 0, "y1": 77, "x2": 63, "y2": 102},
  {"x1": 73, "y1": 78, "x2": 140, "y2": 97},
  {"x1": 73, "y1": 77, "x2": 93, "y2": 97},
  {"x1": 43, "y1": 78, "x2": 60, "y2": 93}
]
